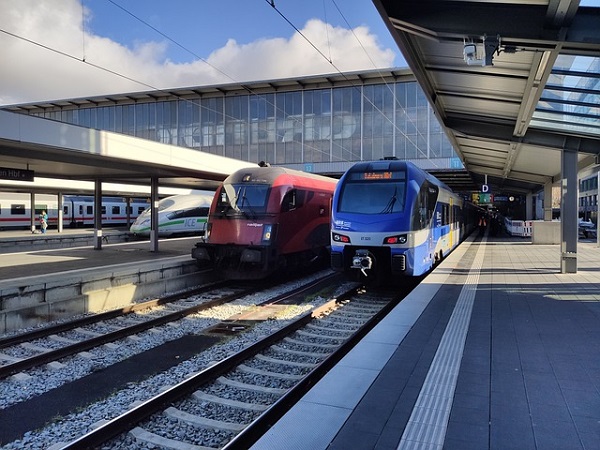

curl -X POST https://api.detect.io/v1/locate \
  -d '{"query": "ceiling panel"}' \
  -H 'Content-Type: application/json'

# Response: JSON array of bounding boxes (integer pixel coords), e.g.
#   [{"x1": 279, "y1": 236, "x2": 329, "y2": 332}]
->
[{"x1": 374, "y1": 0, "x2": 600, "y2": 194}]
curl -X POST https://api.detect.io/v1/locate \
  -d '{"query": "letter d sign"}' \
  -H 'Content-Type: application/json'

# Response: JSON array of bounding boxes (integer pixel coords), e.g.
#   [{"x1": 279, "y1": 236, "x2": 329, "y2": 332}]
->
[{"x1": 481, "y1": 184, "x2": 489, "y2": 193}]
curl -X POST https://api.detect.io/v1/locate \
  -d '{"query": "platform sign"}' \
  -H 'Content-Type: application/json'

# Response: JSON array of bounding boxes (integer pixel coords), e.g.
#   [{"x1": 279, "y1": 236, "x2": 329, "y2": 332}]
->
[
  {"x1": 479, "y1": 193, "x2": 493, "y2": 204},
  {"x1": 0, "y1": 167, "x2": 34, "y2": 181},
  {"x1": 472, "y1": 193, "x2": 494, "y2": 204}
]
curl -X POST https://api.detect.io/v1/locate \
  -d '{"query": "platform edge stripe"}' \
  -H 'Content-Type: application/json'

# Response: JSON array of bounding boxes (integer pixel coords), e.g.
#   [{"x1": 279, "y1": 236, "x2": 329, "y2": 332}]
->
[{"x1": 397, "y1": 238, "x2": 487, "y2": 450}]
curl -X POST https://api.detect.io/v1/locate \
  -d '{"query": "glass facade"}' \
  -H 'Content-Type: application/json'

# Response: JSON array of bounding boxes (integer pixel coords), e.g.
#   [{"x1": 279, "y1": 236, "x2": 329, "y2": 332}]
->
[{"x1": 31, "y1": 78, "x2": 458, "y2": 168}]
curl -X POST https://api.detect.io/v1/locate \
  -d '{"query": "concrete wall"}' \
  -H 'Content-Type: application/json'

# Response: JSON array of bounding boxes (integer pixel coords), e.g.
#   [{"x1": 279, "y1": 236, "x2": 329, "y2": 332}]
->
[
  {"x1": 0, "y1": 258, "x2": 211, "y2": 334},
  {"x1": 532, "y1": 221, "x2": 561, "y2": 244}
]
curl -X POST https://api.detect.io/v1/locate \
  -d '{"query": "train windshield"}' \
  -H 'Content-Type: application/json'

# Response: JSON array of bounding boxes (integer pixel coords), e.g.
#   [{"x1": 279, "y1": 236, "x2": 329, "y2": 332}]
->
[
  {"x1": 137, "y1": 197, "x2": 175, "y2": 218},
  {"x1": 217, "y1": 183, "x2": 269, "y2": 216},
  {"x1": 338, "y1": 171, "x2": 406, "y2": 214}
]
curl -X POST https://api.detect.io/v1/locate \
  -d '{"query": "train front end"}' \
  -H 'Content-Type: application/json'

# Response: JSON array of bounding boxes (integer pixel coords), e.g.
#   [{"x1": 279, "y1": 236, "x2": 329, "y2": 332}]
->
[
  {"x1": 192, "y1": 165, "x2": 296, "y2": 280},
  {"x1": 330, "y1": 161, "x2": 418, "y2": 281}
]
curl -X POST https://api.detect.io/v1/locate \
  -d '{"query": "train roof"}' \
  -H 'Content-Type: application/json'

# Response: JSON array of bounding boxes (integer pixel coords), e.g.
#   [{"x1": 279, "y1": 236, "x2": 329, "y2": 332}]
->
[
  {"x1": 224, "y1": 165, "x2": 337, "y2": 187},
  {"x1": 345, "y1": 160, "x2": 453, "y2": 192},
  {"x1": 157, "y1": 193, "x2": 214, "y2": 208}
]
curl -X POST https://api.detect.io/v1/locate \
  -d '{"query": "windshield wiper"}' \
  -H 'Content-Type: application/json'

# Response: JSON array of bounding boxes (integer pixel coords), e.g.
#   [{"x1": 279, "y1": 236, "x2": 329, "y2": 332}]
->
[
  {"x1": 380, "y1": 186, "x2": 397, "y2": 214},
  {"x1": 239, "y1": 187, "x2": 257, "y2": 219}
]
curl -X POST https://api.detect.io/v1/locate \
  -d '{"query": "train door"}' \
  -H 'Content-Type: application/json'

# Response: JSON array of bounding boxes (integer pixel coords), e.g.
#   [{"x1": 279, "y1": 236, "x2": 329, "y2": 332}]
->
[
  {"x1": 449, "y1": 197, "x2": 454, "y2": 249},
  {"x1": 108, "y1": 204, "x2": 121, "y2": 225},
  {"x1": 80, "y1": 202, "x2": 94, "y2": 226}
]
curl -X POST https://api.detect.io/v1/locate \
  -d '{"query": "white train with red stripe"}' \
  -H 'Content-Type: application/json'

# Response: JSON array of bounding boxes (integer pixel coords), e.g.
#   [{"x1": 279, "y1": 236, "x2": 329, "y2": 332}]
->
[{"x1": 0, "y1": 193, "x2": 149, "y2": 230}]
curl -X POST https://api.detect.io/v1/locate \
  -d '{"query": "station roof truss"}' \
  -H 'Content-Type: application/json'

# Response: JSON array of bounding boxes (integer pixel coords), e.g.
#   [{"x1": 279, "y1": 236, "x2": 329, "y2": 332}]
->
[{"x1": 373, "y1": 0, "x2": 600, "y2": 194}]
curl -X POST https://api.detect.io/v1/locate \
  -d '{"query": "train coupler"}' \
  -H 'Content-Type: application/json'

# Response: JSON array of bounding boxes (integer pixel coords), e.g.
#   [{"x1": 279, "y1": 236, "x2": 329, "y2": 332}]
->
[{"x1": 351, "y1": 249, "x2": 373, "y2": 277}]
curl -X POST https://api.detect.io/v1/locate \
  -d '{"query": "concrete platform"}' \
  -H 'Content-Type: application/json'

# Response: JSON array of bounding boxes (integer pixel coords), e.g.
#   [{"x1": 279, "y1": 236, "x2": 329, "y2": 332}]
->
[
  {"x1": 251, "y1": 233, "x2": 600, "y2": 450},
  {"x1": 0, "y1": 231, "x2": 208, "y2": 334}
]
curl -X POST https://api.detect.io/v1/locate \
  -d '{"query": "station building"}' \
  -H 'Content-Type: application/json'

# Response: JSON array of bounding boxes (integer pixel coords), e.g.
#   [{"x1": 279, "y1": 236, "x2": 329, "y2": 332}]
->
[{"x1": 3, "y1": 68, "x2": 463, "y2": 177}]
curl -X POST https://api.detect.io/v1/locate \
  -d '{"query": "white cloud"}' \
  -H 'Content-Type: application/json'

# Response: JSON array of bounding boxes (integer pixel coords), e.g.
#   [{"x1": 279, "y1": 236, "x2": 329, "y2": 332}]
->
[{"x1": 0, "y1": 0, "x2": 397, "y2": 105}]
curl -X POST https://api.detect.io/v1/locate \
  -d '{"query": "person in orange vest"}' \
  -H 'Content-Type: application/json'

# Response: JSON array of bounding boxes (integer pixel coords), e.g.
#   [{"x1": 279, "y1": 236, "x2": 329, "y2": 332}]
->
[{"x1": 478, "y1": 214, "x2": 487, "y2": 236}]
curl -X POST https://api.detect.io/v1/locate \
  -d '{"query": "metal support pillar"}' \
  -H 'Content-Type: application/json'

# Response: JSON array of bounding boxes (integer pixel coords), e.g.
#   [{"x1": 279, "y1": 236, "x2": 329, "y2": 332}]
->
[
  {"x1": 30, "y1": 192, "x2": 36, "y2": 233},
  {"x1": 126, "y1": 197, "x2": 132, "y2": 228},
  {"x1": 94, "y1": 180, "x2": 103, "y2": 250},
  {"x1": 57, "y1": 192, "x2": 64, "y2": 233},
  {"x1": 543, "y1": 182, "x2": 553, "y2": 221},
  {"x1": 150, "y1": 177, "x2": 159, "y2": 252},
  {"x1": 526, "y1": 193, "x2": 533, "y2": 221},
  {"x1": 561, "y1": 149, "x2": 578, "y2": 273}
]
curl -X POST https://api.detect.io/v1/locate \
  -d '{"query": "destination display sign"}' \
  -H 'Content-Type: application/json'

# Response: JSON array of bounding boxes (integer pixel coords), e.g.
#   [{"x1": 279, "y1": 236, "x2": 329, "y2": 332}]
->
[{"x1": 0, "y1": 167, "x2": 34, "y2": 181}]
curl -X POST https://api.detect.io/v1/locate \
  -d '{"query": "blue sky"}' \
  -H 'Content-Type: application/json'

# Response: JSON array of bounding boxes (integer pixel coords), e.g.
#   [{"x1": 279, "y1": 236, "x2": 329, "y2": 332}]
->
[
  {"x1": 3, "y1": 0, "x2": 597, "y2": 106},
  {"x1": 0, "y1": 0, "x2": 402, "y2": 105},
  {"x1": 83, "y1": 0, "x2": 401, "y2": 64}
]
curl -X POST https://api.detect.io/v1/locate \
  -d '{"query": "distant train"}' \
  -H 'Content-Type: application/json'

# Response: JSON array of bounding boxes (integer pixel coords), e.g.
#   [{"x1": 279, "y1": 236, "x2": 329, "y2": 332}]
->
[
  {"x1": 330, "y1": 160, "x2": 475, "y2": 282},
  {"x1": 0, "y1": 193, "x2": 149, "y2": 230},
  {"x1": 191, "y1": 164, "x2": 337, "y2": 280},
  {"x1": 129, "y1": 193, "x2": 214, "y2": 237}
]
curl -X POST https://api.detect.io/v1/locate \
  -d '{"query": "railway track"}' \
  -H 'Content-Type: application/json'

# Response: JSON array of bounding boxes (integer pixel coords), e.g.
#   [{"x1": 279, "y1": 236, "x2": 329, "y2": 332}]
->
[
  {"x1": 1, "y1": 269, "x2": 363, "y2": 447},
  {"x1": 53, "y1": 286, "x2": 406, "y2": 450},
  {"x1": 0, "y1": 281, "x2": 253, "y2": 380}
]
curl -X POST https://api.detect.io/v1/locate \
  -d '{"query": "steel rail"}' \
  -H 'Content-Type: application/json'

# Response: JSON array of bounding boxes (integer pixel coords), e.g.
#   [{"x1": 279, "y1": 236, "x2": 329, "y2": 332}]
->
[{"x1": 57, "y1": 284, "x2": 403, "y2": 450}]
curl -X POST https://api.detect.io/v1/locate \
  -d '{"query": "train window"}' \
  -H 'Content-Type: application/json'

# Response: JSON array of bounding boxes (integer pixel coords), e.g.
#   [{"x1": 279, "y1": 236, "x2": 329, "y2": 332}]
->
[
  {"x1": 338, "y1": 181, "x2": 405, "y2": 214},
  {"x1": 34, "y1": 204, "x2": 48, "y2": 215},
  {"x1": 86, "y1": 206, "x2": 93, "y2": 214},
  {"x1": 225, "y1": 184, "x2": 269, "y2": 212},
  {"x1": 112, "y1": 206, "x2": 120, "y2": 214},
  {"x1": 168, "y1": 207, "x2": 210, "y2": 219},
  {"x1": 138, "y1": 207, "x2": 146, "y2": 214},
  {"x1": 11, "y1": 204, "x2": 26, "y2": 215},
  {"x1": 101, "y1": 206, "x2": 107, "y2": 214},
  {"x1": 63, "y1": 205, "x2": 69, "y2": 214},
  {"x1": 411, "y1": 182, "x2": 438, "y2": 230},
  {"x1": 281, "y1": 190, "x2": 297, "y2": 212}
]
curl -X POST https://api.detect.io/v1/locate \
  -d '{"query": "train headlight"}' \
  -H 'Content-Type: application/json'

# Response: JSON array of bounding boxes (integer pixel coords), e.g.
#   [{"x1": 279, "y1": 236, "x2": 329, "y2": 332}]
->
[
  {"x1": 383, "y1": 234, "x2": 407, "y2": 245},
  {"x1": 205, "y1": 223, "x2": 212, "y2": 239},
  {"x1": 332, "y1": 232, "x2": 350, "y2": 243}
]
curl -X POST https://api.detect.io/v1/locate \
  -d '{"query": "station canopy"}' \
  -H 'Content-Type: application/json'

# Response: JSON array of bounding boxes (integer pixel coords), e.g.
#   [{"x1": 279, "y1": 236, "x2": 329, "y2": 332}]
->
[{"x1": 373, "y1": 0, "x2": 600, "y2": 194}]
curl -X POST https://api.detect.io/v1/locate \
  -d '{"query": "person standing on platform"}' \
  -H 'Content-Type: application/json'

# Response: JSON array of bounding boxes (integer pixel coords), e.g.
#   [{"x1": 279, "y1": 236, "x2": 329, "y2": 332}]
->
[
  {"x1": 40, "y1": 210, "x2": 48, "y2": 234},
  {"x1": 478, "y1": 214, "x2": 487, "y2": 236}
]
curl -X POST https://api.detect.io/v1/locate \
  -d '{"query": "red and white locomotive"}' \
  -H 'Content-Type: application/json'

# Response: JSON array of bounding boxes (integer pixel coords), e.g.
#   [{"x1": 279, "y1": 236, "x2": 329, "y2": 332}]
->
[{"x1": 191, "y1": 163, "x2": 337, "y2": 280}]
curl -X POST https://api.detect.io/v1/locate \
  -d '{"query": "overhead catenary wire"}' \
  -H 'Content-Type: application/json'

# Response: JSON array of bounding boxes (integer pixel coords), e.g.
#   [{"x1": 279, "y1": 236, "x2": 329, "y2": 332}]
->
[
  {"x1": 265, "y1": 0, "x2": 437, "y2": 165},
  {"x1": 3, "y1": 1, "x2": 439, "y2": 165}
]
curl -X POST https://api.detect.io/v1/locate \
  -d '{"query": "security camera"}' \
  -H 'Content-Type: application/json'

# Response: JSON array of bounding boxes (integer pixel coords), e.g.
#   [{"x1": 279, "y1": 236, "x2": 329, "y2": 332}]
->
[{"x1": 463, "y1": 43, "x2": 477, "y2": 59}]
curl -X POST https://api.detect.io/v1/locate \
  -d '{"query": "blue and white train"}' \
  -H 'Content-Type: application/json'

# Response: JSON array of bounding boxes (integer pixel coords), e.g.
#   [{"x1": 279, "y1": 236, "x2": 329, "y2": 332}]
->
[
  {"x1": 330, "y1": 160, "x2": 475, "y2": 281},
  {"x1": 130, "y1": 193, "x2": 214, "y2": 237}
]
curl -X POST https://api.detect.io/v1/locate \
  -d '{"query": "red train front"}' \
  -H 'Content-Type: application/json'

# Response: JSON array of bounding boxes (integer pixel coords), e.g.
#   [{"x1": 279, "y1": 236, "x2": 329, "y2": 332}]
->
[{"x1": 191, "y1": 164, "x2": 337, "y2": 280}]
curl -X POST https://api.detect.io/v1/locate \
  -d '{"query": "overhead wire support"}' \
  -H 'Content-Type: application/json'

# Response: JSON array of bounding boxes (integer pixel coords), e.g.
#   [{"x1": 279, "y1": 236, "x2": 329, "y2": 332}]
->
[{"x1": 264, "y1": 0, "x2": 335, "y2": 68}]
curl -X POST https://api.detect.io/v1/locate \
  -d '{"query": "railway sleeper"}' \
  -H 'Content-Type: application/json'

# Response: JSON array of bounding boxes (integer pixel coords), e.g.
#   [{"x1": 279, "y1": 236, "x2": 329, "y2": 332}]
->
[
  {"x1": 20, "y1": 342, "x2": 51, "y2": 353},
  {"x1": 255, "y1": 353, "x2": 317, "y2": 369},
  {"x1": 48, "y1": 335, "x2": 79, "y2": 345},
  {"x1": 238, "y1": 363, "x2": 304, "y2": 381},
  {"x1": 305, "y1": 323, "x2": 354, "y2": 335},
  {"x1": 217, "y1": 376, "x2": 288, "y2": 395},
  {"x1": 0, "y1": 352, "x2": 23, "y2": 363},
  {"x1": 295, "y1": 329, "x2": 348, "y2": 341},
  {"x1": 129, "y1": 426, "x2": 215, "y2": 450},
  {"x1": 323, "y1": 316, "x2": 366, "y2": 325},
  {"x1": 193, "y1": 391, "x2": 268, "y2": 412},
  {"x1": 165, "y1": 407, "x2": 246, "y2": 432},
  {"x1": 270, "y1": 344, "x2": 327, "y2": 359},
  {"x1": 283, "y1": 336, "x2": 339, "y2": 349}
]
